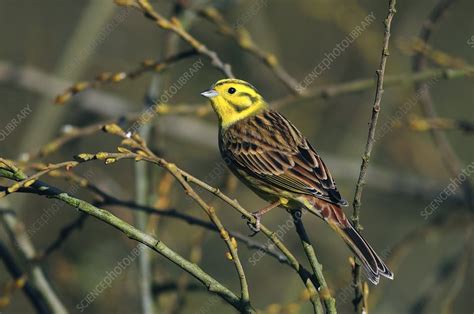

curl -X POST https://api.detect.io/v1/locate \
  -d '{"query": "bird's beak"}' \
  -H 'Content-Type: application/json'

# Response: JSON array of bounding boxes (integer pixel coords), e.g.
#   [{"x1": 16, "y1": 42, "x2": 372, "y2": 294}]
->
[{"x1": 200, "y1": 89, "x2": 218, "y2": 98}]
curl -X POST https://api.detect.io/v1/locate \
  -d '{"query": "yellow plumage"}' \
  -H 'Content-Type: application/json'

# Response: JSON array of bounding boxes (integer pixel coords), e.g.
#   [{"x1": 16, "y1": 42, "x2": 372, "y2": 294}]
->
[{"x1": 201, "y1": 79, "x2": 393, "y2": 284}]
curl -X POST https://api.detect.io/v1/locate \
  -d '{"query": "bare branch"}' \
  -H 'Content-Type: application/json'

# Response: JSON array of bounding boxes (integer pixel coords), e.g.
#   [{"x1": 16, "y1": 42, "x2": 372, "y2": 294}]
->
[
  {"x1": 351, "y1": 1, "x2": 397, "y2": 312},
  {"x1": 197, "y1": 7, "x2": 301, "y2": 94},
  {"x1": 412, "y1": 0, "x2": 473, "y2": 210},
  {"x1": 116, "y1": 0, "x2": 234, "y2": 77}
]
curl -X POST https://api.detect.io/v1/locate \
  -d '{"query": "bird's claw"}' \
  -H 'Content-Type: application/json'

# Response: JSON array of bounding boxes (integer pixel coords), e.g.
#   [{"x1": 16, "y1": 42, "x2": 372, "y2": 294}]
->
[{"x1": 246, "y1": 212, "x2": 261, "y2": 237}]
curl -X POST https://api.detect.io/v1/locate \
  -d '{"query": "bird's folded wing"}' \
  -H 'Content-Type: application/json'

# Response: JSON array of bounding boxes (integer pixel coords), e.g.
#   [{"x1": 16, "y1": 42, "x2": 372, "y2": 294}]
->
[{"x1": 221, "y1": 110, "x2": 348, "y2": 206}]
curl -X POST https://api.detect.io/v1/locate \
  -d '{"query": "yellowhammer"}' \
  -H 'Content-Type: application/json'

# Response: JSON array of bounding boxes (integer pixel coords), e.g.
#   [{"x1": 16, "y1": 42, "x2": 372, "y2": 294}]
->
[{"x1": 201, "y1": 78, "x2": 393, "y2": 284}]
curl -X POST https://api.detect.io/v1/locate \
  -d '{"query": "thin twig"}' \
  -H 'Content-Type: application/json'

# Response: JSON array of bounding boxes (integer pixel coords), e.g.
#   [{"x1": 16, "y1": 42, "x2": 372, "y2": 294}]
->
[
  {"x1": 168, "y1": 171, "x2": 237, "y2": 313},
  {"x1": 408, "y1": 228, "x2": 472, "y2": 314},
  {"x1": 0, "y1": 240, "x2": 49, "y2": 313},
  {"x1": 117, "y1": 0, "x2": 234, "y2": 77},
  {"x1": 152, "y1": 162, "x2": 324, "y2": 311},
  {"x1": 78, "y1": 126, "x2": 253, "y2": 311},
  {"x1": 2, "y1": 164, "x2": 290, "y2": 264},
  {"x1": 369, "y1": 211, "x2": 472, "y2": 310},
  {"x1": 405, "y1": 116, "x2": 474, "y2": 133},
  {"x1": 400, "y1": 39, "x2": 471, "y2": 70},
  {"x1": 412, "y1": 0, "x2": 473, "y2": 210},
  {"x1": 35, "y1": 214, "x2": 88, "y2": 261},
  {"x1": 197, "y1": 6, "x2": 301, "y2": 94},
  {"x1": 1, "y1": 161, "x2": 77, "y2": 198},
  {"x1": 2, "y1": 59, "x2": 470, "y2": 123},
  {"x1": 103, "y1": 202, "x2": 290, "y2": 264},
  {"x1": 71, "y1": 125, "x2": 322, "y2": 310},
  {"x1": 55, "y1": 49, "x2": 197, "y2": 104},
  {"x1": 15, "y1": 1, "x2": 118, "y2": 157},
  {"x1": 439, "y1": 229, "x2": 472, "y2": 314},
  {"x1": 272, "y1": 67, "x2": 473, "y2": 110},
  {"x1": 133, "y1": 55, "x2": 163, "y2": 314},
  {"x1": 0, "y1": 202, "x2": 68, "y2": 313},
  {"x1": 293, "y1": 211, "x2": 335, "y2": 314},
  {"x1": 351, "y1": 1, "x2": 397, "y2": 312},
  {"x1": 0, "y1": 166, "x2": 253, "y2": 313}
]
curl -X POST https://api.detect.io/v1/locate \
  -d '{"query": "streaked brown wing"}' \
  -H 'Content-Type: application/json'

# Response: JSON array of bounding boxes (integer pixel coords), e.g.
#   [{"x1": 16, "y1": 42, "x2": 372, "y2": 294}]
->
[{"x1": 220, "y1": 109, "x2": 348, "y2": 206}]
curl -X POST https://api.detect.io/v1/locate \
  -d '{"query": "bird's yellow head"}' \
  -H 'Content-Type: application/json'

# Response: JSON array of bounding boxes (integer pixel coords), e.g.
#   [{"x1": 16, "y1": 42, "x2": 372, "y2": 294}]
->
[{"x1": 201, "y1": 79, "x2": 268, "y2": 128}]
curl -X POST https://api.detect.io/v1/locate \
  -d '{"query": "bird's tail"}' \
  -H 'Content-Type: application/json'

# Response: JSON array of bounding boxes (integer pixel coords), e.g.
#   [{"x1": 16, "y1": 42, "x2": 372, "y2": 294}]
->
[
  {"x1": 305, "y1": 197, "x2": 394, "y2": 284},
  {"x1": 330, "y1": 220, "x2": 393, "y2": 284}
]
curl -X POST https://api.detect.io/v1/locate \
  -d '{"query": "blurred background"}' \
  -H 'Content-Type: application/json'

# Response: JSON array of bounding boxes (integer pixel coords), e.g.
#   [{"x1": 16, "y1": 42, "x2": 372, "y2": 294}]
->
[{"x1": 0, "y1": 0, "x2": 473, "y2": 313}]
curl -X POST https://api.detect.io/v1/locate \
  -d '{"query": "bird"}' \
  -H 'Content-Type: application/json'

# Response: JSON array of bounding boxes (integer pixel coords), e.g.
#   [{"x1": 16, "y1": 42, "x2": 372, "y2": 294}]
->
[{"x1": 201, "y1": 78, "x2": 393, "y2": 285}]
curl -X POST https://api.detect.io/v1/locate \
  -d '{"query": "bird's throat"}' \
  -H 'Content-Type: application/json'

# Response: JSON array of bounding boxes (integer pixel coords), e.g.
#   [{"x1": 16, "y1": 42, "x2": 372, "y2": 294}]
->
[{"x1": 212, "y1": 97, "x2": 268, "y2": 129}]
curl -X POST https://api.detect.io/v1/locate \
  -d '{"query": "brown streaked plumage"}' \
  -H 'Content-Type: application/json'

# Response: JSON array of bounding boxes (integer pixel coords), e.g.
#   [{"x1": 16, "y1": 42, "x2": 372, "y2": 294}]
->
[
  {"x1": 219, "y1": 109, "x2": 348, "y2": 207},
  {"x1": 202, "y1": 79, "x2": 393, "y2": 284}
]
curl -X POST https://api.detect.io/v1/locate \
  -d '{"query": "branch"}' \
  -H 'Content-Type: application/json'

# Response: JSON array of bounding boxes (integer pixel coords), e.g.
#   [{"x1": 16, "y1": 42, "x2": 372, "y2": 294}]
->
[
  {"x1": 0, "y1": 240, "x2": 49, "y2": 313},
  {"x1": 100, "y1": 200, "x2": 289, "y2": 262},
  {"x1": 117, "y1": 0, "x2": 234, "y2": 77},
  {"x1": 405, "y1": 116, "x2": 474, "y2": 134},
  {"x1": 1, "y1": 161, "x2": 77, "y2": 198},
  {"x1": 409, "y1": 229, "x2": 472, "y2": 314},
  {"x1": 0, "y1": 202, "x2": 68, "y2": 313},
  {"x1": 412, "y1": 0, "x2": 473, "y2": 210},
  {"x1": 35, "y1": 214, "x2": 88, "y2": 261},
  {"x1": 21, "y1": 116, "x2": 469, "y2": 209},
  {"x1": 351, "y1": 1, "x2": 397, "y2": 312},
  {"x1": 368, "y1": 211, "x2": 472, "y2": 310},
  {"x1": 80, "y1": 126, "x2": 253, "y2": 308},
  {"x1": 1, "y1": 60, "x2": 471, "y2": 123},
  {"x1": 70, "y1": 125, "x2": 323, "y2": 310},
  {"x1": 55, "y1": 49, "x2": 197, "y2": 104},
  {"x1": 0, "y1": 165, "x2": 253, "y2": 313},
  {"x1": 1, "y1": 164, "x2": 290, "y2": 264},
  {"x1": 197, "y1": 6, "x2": 301, "y2": 94},
  {"x1": 293, "y1": 211, "x2": 335, "y2": 314},
  {"x1": 5, "y1": 150, "x2": 254, "y2": 311},
  {"x1": 400, "y1": 39, "x2": 471, "y2": 70},
  {"x1": 272, "y1": 67, "x2": 473, "y2": 110}
]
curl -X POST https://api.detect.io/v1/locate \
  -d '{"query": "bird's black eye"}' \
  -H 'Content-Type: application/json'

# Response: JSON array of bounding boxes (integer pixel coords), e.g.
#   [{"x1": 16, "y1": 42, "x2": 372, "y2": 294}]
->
[{"x1": 228, "y1": 87, "x2": 236, "y2": 94}]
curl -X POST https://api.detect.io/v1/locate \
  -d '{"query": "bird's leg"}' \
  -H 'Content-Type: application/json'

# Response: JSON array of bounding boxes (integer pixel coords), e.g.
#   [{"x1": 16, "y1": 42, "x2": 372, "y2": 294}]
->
[{"x1": 246, "y1": 200, "x2": 281, "y2": 236}]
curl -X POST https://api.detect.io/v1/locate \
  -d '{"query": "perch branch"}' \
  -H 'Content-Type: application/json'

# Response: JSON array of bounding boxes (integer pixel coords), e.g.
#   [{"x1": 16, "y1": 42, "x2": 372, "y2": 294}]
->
[
  {"x1": 7, "y1": 144, "x2": 254, "y2": 310},
  {"x1": 78, "y1": 127, "x2": 253, "y2": 310},
  {"x1": 101, "y1": 202, "x2": 290, "y2": 264},
  {"x1": 3, "y1": 164, "x2": 290, "y2": 264},
  {"x1": 351, "y1": 1, "x2": 397, "y2": 312},
  {"x1": 0, "y1": 164, "x2": 254, "y2": 313},
  {"x1": 293, "y1": 211, "x2": 336, "y2": 314},
  {"x1": 71, "y1": 125, "x2": 324, "y2": 311}
]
